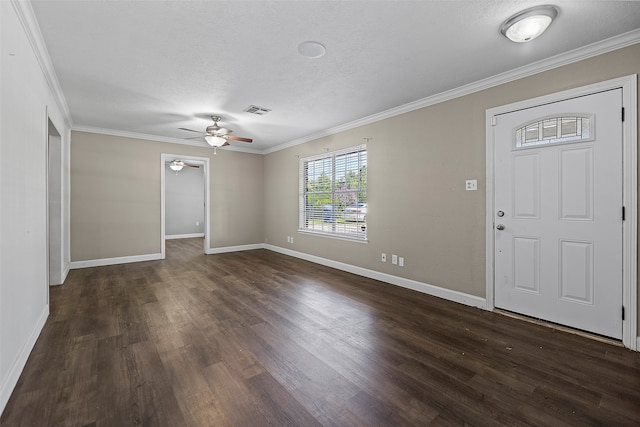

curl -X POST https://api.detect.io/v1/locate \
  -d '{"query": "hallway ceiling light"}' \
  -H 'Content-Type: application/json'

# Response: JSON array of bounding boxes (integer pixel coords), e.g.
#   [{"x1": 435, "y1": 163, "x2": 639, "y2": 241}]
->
[
  {"x1": 169, "y1": 160, "x2": 184, "y2": 171},
  {"x1": 501, "y1": 5, "x2": 558, "y2": 43}
]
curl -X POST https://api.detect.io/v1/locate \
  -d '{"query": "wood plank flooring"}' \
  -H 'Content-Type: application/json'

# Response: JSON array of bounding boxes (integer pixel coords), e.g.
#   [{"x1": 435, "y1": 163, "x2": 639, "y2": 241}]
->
[{"x1": 2, "y1": 238, "x2": 640, "y2": 426}]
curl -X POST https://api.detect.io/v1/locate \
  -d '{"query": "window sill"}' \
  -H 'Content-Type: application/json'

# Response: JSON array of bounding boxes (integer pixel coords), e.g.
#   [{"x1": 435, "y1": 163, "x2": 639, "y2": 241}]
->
[{"x1": 297, "y1": 229, "x2": 368, "y2": 244}]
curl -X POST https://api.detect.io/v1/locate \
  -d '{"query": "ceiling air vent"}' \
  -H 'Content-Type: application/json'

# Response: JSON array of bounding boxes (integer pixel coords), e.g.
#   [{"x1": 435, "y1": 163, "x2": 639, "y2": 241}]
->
[{"x1": 244, "y1": 105, "x2": 271, "y2": 115}]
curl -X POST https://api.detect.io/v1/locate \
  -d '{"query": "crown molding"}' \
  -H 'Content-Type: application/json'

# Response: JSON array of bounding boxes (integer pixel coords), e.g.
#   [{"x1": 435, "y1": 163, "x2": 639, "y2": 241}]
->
[
  {"x1": 72, "y1": 125, "x2": 263, "y2": 154},
  {"x1": 11, "y1": 0, "x2": 72, "y2": 128},
  {"x1": 265, "y1": 28, "x2": 640, "y2": 155}
]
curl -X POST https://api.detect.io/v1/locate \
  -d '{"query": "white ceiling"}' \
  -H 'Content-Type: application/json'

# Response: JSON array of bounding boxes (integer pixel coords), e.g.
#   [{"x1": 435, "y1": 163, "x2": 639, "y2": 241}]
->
[{"x1": 30, "y1": 1, "x2": 640, "y2": 153}]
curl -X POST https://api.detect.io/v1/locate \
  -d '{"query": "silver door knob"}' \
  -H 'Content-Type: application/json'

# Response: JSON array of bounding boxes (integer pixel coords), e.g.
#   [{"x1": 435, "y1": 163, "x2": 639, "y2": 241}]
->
[
  {"x1": 496, "y1": 224, "x2": 505, "y2": 230},
  {"x1": 497, "y1": 210, "x2": 505, "y2": 217}
]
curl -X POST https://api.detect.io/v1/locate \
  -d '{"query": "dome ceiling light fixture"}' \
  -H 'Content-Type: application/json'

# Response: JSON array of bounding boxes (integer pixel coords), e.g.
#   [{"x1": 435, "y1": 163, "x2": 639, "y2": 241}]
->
[{"x1": 501, "y1": 5, "x2": 559, "y2": 43}]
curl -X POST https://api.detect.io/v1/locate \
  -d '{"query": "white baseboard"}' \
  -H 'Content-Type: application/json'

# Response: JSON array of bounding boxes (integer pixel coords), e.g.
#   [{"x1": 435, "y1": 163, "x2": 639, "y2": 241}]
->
[
  {"x1": 0, "y1": 305, "x2": 49, "y2": 415},
  {"x1": 264, "y1": 244, "x2": 487, "y2": 310},
  {"x1": 69, "y1": 253, "x2": 163, "y2": 269},
  {"x1": 49, "y1": 263, "x2": 71, "y2": 286},
  {"x1": 206, "y1": 244, "x2": 264, "y2": 255},
  {"x1": 165, "y1": 233, "x2": 204, "y2": 240},
  {"x1": 61, "y1": 262, "x2": 70, "y2": 283}
]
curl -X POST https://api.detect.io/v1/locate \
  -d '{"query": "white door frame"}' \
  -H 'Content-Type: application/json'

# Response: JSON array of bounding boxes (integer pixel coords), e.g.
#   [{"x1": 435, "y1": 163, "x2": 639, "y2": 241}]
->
[
  {"x1": 485, "y1": 75, "x2": 638, "y2": 350},
  {"x1": 160, "y1": 153, "x2": 211, "y2": 258},
  {"x1": 47, "y1": 122, "x2": 63, "y2": 286}
]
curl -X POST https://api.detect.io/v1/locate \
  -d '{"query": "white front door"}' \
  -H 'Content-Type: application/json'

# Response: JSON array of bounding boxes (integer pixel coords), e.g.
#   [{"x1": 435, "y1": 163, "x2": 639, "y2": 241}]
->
[{"x1": 493, "y1": 89, "x2": 623, "y2": 339}]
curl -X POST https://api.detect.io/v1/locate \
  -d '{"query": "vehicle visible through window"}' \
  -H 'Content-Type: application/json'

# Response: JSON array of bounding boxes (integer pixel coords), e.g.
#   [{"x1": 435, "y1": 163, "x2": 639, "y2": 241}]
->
[{"x1": 343, "y1": 203, "x2": 367, "y2": 222}]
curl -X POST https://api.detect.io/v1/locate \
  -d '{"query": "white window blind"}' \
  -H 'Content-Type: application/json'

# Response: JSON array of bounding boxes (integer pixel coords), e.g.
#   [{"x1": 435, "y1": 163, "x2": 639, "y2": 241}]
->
[{"x1": 299, "y1": 144, "x2": 367, "y2": 241}]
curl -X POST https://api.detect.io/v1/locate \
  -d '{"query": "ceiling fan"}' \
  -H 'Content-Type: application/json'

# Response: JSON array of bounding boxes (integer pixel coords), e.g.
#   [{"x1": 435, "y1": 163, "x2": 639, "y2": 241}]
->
[
  {"x1": 167, "y1": 159, "x2": 199, "y2": 172},
  {"x1": 179, "y1": 116, "x2": 253, "y2": 147}
]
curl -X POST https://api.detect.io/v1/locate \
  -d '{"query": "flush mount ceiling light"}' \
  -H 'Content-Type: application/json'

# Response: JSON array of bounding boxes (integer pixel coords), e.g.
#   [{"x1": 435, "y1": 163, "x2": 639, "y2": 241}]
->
[
  {"x1": 169, "y1": 160, "x2": 184, "y2": 171},
  {"x1": 204, "y1": 135, "x2": 228, "y2": 147},
  {"x1": 298, "y1": 41, "x2": 326, "y2": 58},
  {"x1": 501, "y1": 5, "x2": 559, "y2": 43}
]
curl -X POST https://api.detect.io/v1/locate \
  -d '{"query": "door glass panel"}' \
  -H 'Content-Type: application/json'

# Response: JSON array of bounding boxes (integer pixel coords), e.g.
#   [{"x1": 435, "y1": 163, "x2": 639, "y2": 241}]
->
[{"x1": 515, "y1": 115, "x2": 593, "y2": 149}]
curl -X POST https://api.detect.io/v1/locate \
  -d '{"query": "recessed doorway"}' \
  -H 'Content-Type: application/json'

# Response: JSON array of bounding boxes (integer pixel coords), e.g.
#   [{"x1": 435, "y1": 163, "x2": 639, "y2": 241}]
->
[{"x1": 160, "y1": 154, "x2": 210, "y2": 258}]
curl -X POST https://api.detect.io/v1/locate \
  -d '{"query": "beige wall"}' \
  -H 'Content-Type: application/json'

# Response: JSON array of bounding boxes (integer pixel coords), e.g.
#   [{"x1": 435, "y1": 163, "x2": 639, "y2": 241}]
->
[
  {"x1": 71, "y1": 131, "x2": 264, "y2": 261},
  {"x1": 70, "y1": 44, "x2": 639, "y2": 330},
  {"x1": 264, "y1": 44, "x2": 640, "y2": 301}
]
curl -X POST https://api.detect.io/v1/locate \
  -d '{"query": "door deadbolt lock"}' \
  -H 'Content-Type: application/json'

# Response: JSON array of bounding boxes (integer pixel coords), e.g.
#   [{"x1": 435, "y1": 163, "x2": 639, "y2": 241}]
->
[
  {"x1": 496, "y1": 224, "x2": 505, "y2": 230},
  {"x1": 497, "y1": 210, "x2": 504, "y2": 217}
]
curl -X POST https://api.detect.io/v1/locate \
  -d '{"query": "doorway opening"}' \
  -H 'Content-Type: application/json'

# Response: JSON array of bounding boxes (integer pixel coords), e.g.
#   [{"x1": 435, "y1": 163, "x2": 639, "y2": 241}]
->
[{"x1": 160, "y1": 153, "x2": 210, "y2": 258}]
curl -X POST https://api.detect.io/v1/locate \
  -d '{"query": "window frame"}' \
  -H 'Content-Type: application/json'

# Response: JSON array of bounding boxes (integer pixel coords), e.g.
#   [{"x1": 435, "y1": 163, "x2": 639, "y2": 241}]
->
[{"x1": 298, "y1": 144, "x2": 368, "y2": 242}]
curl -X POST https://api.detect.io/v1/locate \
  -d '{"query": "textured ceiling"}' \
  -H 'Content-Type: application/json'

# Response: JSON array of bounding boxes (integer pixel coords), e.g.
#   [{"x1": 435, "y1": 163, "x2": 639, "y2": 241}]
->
[{"x1": 30, "y1": 0, "x2": 640, "y2": 153}]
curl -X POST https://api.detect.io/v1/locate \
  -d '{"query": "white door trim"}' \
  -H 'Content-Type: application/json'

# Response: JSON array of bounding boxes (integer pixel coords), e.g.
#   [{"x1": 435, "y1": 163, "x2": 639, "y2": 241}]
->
[
  {"x1": 47, "y1": 128, "x2": 63, "y2": 286},
  {"x1": 160, "y1": 153, "x2": 211, "y2": 258},
  {"x1": 485, "y1": 75, "x2": 637, "y2": 350}
]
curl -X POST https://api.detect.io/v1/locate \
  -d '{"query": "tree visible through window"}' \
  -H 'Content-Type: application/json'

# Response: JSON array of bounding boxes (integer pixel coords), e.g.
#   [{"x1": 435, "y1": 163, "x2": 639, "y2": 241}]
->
[{"x1": 299, "y1": 145, "x2": 367, "y2": 240}]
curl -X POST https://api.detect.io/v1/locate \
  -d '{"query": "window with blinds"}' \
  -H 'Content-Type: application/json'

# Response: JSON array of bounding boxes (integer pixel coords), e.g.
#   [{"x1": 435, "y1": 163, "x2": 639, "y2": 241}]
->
[{"x1": 299, "y1": 145, "x2": 367, "y2": 241}]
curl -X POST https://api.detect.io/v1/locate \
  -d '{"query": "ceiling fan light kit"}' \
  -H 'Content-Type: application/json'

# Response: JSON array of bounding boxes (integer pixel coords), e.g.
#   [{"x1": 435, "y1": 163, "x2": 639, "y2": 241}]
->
[
  {"x1": 169, "y1": 160, "x2": 184, "y2": 171},
  {"x1": 205, "y1": 135, "x2": 228, "y2": 147},
  {"x1": 501, "y1": 5, "x2": 558, "y2": 43},
  {"x1": 168, "y1": 159, "x2": 200, "y2": 171}
]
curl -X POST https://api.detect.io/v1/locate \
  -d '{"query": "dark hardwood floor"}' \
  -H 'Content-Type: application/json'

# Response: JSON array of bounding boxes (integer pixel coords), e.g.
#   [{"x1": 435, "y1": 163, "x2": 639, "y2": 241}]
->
[{"x1": 2, "y1": 238, "x2": 639, "y2": 426}]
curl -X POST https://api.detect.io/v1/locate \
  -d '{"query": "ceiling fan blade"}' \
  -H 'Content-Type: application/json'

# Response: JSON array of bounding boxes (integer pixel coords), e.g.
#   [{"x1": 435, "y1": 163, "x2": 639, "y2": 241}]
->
[
  {"x1": 225, "y1": 135, "x2": 253, "y2": 143},
  {"x1": 184, "y1": 163, "x2": 200, "y2": 168},
  {"x1": 184, "y1": 136, "x2": 205, "y2": 140},
  {"x1": 178, "y1": 127, "x2": 204, "y2": 134},
  {"x1": 222, "y1": 141, "x2": 230, "y2": 147}
]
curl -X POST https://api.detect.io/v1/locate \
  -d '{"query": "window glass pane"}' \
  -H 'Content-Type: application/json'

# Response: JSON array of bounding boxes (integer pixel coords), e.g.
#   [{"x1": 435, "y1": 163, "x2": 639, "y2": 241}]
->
[
  {"x1": 542, "y1": 119, "x2": 558, "y2": 139},
  {"x1": 525, "y1": 123, "x2": 539, "y2": 142},
  {"x1": 581, "y1": 117, "x2": 590, "y2": 138}
]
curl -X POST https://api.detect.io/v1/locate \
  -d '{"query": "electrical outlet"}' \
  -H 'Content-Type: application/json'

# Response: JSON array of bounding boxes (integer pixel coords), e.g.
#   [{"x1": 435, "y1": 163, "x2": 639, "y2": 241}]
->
[
  {"x1": 381, "y1": 253, "x2": 387, "y2": 262},
  {"x1": 290, "y1": 237, "x2": 294, "y2": 244},
  {"x1": 466, "y1": 179, "x2": 478, "y2": 191},
  {"x1": 392, "y1": 254, "x2": 398, "y2": 265},
  {"x1": 196, "y1": 221, "x2": 199, "y2": 226},
  {"x1": 287, "y1": 236, "x2": 291, "y2": 243},
  {"x1": 399, "y1": 257, "x2": 404, "y2": 267}
]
